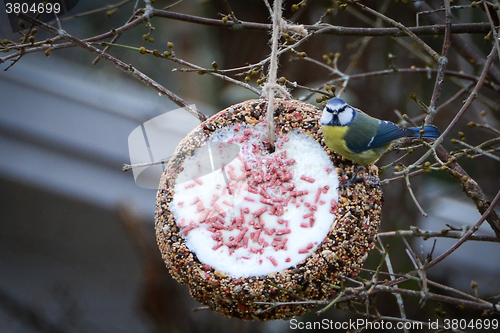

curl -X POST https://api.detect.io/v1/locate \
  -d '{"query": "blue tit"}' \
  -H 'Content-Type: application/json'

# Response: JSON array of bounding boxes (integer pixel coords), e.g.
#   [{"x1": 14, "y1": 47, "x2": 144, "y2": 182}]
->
[{"x1": 320, "y1": 98, "x2": 440, "y2": 166}]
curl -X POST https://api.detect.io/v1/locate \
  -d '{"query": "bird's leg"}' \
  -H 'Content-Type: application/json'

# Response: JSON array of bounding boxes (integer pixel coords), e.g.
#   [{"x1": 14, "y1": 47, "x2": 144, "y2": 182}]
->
[
  {"x1": 339, "y1": 166, "x2": 365, "y2": 189},
  {"x1": 339, "y1": 165, "x2": 381, "y2": 191}
]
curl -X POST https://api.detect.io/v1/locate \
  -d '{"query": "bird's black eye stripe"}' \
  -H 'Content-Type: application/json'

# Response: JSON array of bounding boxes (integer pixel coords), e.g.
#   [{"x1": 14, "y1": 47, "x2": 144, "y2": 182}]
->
[
  {"x1": 326, "y1": 104, "x2": 348, "y2": 114},
  {"x1": 338, "y1": 105, "x2": 349, "y2": 113}
]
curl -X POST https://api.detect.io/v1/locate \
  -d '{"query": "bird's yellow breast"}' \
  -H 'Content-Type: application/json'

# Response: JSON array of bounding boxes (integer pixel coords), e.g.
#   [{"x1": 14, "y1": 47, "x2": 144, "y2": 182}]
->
[{"x1": 322, "y1": 125, "x2": 387, "y2": 166}]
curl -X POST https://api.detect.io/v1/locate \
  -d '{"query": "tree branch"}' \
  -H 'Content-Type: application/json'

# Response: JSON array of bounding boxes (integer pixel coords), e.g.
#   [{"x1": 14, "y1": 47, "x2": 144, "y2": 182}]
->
[{"x1": 17, "y1": 13, "x2": 207, "y2": 122}]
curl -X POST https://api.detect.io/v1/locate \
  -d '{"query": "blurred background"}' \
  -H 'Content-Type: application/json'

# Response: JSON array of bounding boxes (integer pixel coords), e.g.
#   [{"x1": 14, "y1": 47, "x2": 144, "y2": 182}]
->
[{"x1": 1, "y1": 0, "x2": 499, "y2": 332}]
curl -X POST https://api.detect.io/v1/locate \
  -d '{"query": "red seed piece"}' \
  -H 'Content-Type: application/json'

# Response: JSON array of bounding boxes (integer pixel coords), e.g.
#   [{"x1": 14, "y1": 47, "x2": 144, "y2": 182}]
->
[
  {"x1": 198, "y1": 209, "x2": 211, "y2": 222},
  {"x1": 268, "y1": 256, "x2": 278, "y2": 267},
  {"x1": 235, "y1": 172, "x2": 248, "y2": 182},
  {"x1": 210, "y1": 194, "x2": 220, "y2": 206},
  {"x1": 298, "y1": 248, "x2": 309, "y2": 254},
  {"x1": 275, "y1": 228, "x2": 291, "y2": 235},
  {"x1": 251, "y1": 229, "x2": 262, "y2": 242},
  {"x1": 222, "y1": 200, "x2": 233, "y2": 207},
  {"x1": 310, "y1": 218, "x2": 315, "y2": 227},
  {"x1": 243, "y1": 207, "x2": 250, "y2": 214},
  {"x1": 269, "y1": 174, "x2": 277, "y2": 186},
  {"x1": 243, "y1": 128, "x2": 252, "y2": 136},
  {"x1": 225, "y1": 241, "x2": 237, "y2": 248},
  {"x1": 259, "y1": 188, "x2": 270, "y2": 199},
  {"x1": 253, "y1": 207, "x2": 267, "y2": 217},
  {"x1": 212, "y1": 242, "x2": 223, "y2": 250},
  {"x1": 182, "y1": 224, "x2": 199, "y2": 235},
  {"x1": 286, "y1": 159, "x2": 295, "y2": 165},
  {"x1": 196, "y1": 200, "x2": 204, "y2": 213},
  {"x1": 319, "y1": 200, "x2": 326, "y2": 205},
  {"x1": 191, "y1": 197, "x2": 200, "y2": 205},
  {"x1": 213, "y1": 203, "x2": 226, "y2": 217},
  {"x1": 280, "y1": 185, "x2": 287, "y2": 195},
  {"x1": 307, "y1": 243, "x2": 314, "y2": 249},
  {"x1": 284, "y1": 196, "x2": 292, "y2": 207},
  {"x1": 211, "y1": 222, "x2": 226, "y2": 230},
  {"x1": 300, "y1": 223, "x2": 309, "y2": 228},
  {"x1": 303, "y1": 212, "x2": 314, "y2": 219},
  {"x1": 243, "y1": 236, "x2": 249, "y2": 248},
  {"x1": 194, "y1": 178, "x2": 203, "y2": 185},
  {"x1": 247, "y1": 186, "x2": 258, "y2": 194},
  {"x1": 264, "y1": 228, "x2": 275, "y2": 236},
  {"x1": 323, "y1": 185, "x2": 330, "y2": 193},
  {"x1": 244, "y1": 197, "x2": 255, "y2": 202},
  {"x1": 275, "y1": 204, "x2": 284, "y2": 216},
  {"x1": 285, "y1": 258, "x2": 291, "y2": 262},
  {"x1": 300, "y1": 175, "x2": 315, "y2": 183},
  {"x1": 277, "y1": 219, "x2": 285, "y2": 224},
  {"x1": 290, "y1": 190, "x2": 306, "y2": 197},
  {"x1": 315, "y1": 188, "x2": 322, "y2": 204},
  {"x1": 260, "y1": 198, "x2": 273, "y2": 205},
  {"x1": 330, "y1": 199, "x2": 338, "y2": 213},
  {"x1": 272, "y1": 197, "x2": 284, "y2": 202},
  {"x1": 235, "y1": 227, "x2": 248, "y2": 243},
  {"x1": 184, "y1": 183, "x2": 195, "y2": 189},
  {"x1": 274, "y1": 238, "x2": 288, "y2": 250},
  {"x1": 234, "y1": 122, "x2": 240, "y2": 132}
]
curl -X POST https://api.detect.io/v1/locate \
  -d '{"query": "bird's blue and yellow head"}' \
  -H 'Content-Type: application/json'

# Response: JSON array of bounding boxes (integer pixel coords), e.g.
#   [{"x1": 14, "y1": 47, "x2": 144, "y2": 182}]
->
[{"x1": 320, "y1": 98, "x2": 355, "y2": 128}]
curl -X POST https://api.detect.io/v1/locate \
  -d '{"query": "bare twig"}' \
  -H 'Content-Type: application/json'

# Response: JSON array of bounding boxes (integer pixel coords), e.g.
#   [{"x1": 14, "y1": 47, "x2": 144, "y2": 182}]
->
[
  {"x1": 405, "y1": 172, "x2": 428, "y2": 217},
  {"x1": 427, "y1": 189, "x2": 500, "y2": 269},
  {"x1": 378, "y1": 226, "x2": 500, "y2": 243},
  {"x1": 17, "y1": 13, "x2": 207, "y2": 122},
  {"x1": 425, "y1": 0, "x2": 452, "y2": 124}
]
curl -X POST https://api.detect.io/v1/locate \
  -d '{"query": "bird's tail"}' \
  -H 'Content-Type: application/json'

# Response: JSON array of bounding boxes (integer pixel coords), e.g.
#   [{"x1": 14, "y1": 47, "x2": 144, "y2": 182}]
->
[{"x1": 406, "y1": 125, "x2": 440, "y2": 139}]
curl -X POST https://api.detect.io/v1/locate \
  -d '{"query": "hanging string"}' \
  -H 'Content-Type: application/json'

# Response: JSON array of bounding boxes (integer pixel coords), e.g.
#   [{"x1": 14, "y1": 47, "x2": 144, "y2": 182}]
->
[{"x1": 262, "y1": 0, "x2": 291, "y2": 152}]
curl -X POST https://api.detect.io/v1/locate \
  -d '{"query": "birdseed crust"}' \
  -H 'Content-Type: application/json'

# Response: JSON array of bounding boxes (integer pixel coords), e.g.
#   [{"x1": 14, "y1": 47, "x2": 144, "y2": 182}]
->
[{"x1": 155, "y1": 99, "x2": 383, "y2": 320}]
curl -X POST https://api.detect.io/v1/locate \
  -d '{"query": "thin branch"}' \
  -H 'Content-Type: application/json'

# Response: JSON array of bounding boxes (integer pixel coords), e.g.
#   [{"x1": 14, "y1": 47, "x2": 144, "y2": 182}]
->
[
  {"x1": 426, "y1": 0, "x2": 452, "y2": 124},
  {"x1": 345, "y1": 0, "x2": 440, "y2": 62},
  {"x1": 405, "y1": 172, "x2": 428, "y2": 217},
  {"x1": 378, "y1": 226, "x2": 500, "y2": 242},
  {"x1": 377, "y1": 237, "x2": 409, "y2": 333},
  {"x1": 396, "y1": 44, "x2": 498, "y2": 174},
  {"x1": 17, "y1": 14, "x2": 207, "y2": 122},
  {"x1": 427, "y1": 189, "x2": 500, "y2": 269},
  {"x1": 454, "y1": 140, "x2": 500, "y2": 162}
]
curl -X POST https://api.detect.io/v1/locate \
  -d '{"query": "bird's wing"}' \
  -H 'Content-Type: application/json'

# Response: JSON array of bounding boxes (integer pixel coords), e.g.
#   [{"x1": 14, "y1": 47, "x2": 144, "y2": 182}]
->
[{"x1": 368, "y1": 121, "x2": 408, "y2": 149}]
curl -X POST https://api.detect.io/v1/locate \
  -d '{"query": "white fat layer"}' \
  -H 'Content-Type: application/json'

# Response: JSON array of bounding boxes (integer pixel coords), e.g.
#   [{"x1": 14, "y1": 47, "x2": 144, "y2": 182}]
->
[{"x1": 171, "y1": 122, "x2": 339, "y2": 278}]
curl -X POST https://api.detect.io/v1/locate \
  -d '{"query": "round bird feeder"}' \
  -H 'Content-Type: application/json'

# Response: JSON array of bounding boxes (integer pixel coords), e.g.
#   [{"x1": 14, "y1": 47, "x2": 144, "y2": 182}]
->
[{"x1": 155, "y1": 99, "x2": 383, "y2": 320}]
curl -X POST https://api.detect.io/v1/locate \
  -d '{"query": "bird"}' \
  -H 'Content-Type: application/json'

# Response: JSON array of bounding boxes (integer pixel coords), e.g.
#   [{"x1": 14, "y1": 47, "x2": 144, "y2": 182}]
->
[{"x1": 320, "y1": 97, "x2": 440, "y2": 166}]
